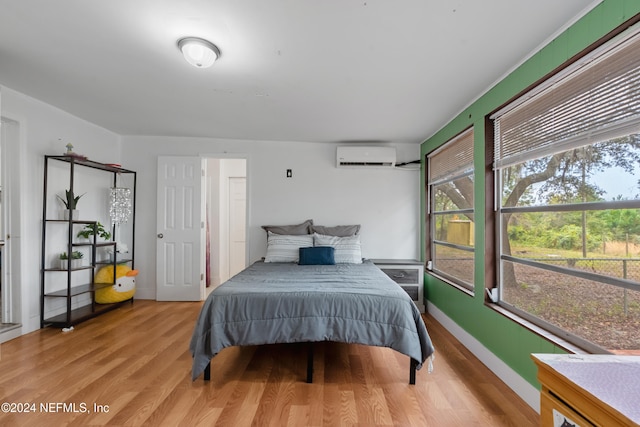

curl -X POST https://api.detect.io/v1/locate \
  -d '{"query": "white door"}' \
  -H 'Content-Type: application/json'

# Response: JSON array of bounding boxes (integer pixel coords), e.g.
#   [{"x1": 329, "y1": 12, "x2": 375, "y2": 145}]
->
[
  {"x1": 228, "y1": 177, "x2": 246, "y2": 277},
  {"x1": 156, "y1": 156, "x2": 205, "y2": 301}
]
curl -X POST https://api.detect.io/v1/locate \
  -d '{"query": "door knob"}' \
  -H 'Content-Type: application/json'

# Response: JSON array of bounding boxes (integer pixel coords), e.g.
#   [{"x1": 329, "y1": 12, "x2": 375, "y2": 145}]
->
[{"x1": 157, "y1": 233, "x2": 164, "y2": 238}]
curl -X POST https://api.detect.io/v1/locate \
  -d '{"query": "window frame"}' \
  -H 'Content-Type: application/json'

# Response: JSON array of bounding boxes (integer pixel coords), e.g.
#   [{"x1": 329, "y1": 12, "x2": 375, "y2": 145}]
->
[
  {"x1": 489, "y1": 21, "x2": 640, "y2": 353},
  {"x1": 425, "y1": 127, "x2": 475, "y2": 293}
]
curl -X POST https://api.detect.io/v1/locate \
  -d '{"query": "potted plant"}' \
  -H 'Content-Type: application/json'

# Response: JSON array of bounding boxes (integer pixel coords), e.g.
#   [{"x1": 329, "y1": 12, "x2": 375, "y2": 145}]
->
[
  {"x1": 59, "y1": 251, "x2": 68, "y2": 269},
  {"x1": 57, "y1": 189, "x2": 84, "y2": 220},
  {"x1": 77, "y1": 222, "x2": 112, "y2": 241},
  {"x1": 71, "y1": 250, "x2": 84, "y2": 268},
  {"x1": 59, "y1": 250, "x2": 84, "y2": 269}
]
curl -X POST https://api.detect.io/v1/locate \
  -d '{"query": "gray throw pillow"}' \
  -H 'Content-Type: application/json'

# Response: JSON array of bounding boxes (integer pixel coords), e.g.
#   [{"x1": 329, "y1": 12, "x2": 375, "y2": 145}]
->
[
  {"x1": 310, "y1": 224, "x2": 360, "y2": 237},
  {"x1": 262, "y1": 219, "x2": 313, "y2": 235}
]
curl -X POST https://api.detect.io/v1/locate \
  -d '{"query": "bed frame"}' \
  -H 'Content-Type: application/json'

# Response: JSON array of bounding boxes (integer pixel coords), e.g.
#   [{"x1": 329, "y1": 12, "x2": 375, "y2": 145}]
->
[{"x1": 201, "y1": 342, "x2": 419, "y2": 384}]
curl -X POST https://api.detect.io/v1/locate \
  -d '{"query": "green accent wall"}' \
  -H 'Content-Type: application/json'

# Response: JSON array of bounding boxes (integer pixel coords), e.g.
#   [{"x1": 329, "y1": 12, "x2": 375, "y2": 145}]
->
[{"x1": 421, "y1": 0, "x2": 640, "y2": 388}]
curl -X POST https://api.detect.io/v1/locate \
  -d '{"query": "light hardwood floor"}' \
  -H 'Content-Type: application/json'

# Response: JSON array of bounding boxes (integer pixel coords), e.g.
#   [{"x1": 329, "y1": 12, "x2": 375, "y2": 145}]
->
[{"x1": 0, "y1": 300, "x2": 539, "y2": 426}]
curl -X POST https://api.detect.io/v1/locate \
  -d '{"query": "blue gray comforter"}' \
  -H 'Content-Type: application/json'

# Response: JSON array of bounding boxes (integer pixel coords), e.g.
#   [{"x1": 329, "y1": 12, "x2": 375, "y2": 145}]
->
[{"x1": 190, "y1": 260, "x2": 435, "y2": 381}]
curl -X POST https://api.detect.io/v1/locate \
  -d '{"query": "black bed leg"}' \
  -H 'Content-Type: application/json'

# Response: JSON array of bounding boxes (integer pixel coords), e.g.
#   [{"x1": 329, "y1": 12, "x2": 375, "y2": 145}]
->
[
  {"x1": 204, "y1": 362, "x2": 211, "y2": 381},
  {"x1": 409, "y1": 359, "x2": 417, "y2": 385},
  {"x1": 306, "y1": 343, "x2": 314, "y2": 383}
]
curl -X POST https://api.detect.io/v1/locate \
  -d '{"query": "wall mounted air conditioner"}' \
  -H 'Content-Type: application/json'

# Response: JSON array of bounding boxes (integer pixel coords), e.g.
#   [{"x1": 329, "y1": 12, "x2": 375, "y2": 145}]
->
[{"x1": 336, "y1": 146, "x2": 396, "y2": 168}]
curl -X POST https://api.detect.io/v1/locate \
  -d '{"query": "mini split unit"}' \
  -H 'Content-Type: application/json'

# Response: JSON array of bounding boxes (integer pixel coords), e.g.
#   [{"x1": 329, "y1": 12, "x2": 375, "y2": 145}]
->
[{"x1": 336, "y1": 146, "x2": 396, "y2": 168}]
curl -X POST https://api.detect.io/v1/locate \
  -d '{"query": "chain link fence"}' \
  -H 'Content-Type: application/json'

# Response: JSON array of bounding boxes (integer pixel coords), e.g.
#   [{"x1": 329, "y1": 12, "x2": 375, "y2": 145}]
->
[
  {"x1": 530, "y1": 256, "x2": 640, "y2": 317},
  {"x1": 532, "y1": 256, "x2": 640, "y2": 282}
]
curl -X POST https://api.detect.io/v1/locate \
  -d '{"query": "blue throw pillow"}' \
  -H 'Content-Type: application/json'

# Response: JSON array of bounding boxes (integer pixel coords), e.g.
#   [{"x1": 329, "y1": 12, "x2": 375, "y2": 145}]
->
[{"x1": 299, "y1": 246, "x2": 336, "y2": 265}]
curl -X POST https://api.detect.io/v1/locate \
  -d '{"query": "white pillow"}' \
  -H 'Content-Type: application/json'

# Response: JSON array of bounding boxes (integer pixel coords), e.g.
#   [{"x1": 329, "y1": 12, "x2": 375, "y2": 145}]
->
[
  {"x1": 264, "y1": 232, "x2": 314, "y2": 263},
  {"x1": 313, "y1": 233, "x2": 362, "y2": 264}
]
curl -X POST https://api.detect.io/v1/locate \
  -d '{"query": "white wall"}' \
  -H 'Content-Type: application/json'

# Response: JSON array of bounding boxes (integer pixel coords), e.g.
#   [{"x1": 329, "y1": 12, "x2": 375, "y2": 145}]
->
[
  {"x1": 0, "y1": 84, "x2": 423, "y2": 331},
  {"x1": 206, "y1": 158, "x2": 221, "y2": 287},
  {"x1": 1, "y1": 86, "x2": 122, "y2": 334},
  {"x1": 122, "y1": 136, "x2": 422, "y2": 300}
]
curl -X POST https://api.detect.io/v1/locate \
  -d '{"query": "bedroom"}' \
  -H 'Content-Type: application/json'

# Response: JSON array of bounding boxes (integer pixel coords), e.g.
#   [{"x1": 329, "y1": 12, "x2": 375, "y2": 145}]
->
[{"x1": 1, "y1": 0, "x2": 639, "y2": 425}]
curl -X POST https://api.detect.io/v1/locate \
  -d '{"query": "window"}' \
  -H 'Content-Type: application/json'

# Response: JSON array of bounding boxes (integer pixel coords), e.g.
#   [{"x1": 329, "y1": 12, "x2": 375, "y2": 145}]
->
[
  {"x1": 492, "y1": 24, "x2": 640, "y2": 353},
  {"x1": 426, "y1": 128, "x2": 475, "y2": 291}
]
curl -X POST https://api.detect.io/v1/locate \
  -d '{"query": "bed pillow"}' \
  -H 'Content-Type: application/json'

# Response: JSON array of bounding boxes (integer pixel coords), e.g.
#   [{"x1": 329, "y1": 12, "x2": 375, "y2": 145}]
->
[
  {"x1": 264, "y1": 232, "x2": 314, "y2": 263},
  {"x1": 262, "y1": 219, "x2": 313, "y2": 235},
  {"x1": 313, "y1": 233, "x2": 363, "y2": 264},
  {"x1": 299, "y1": 246, "x2": 336, "y2": 265},
  {"x1": 310, "y1": 224, "x2": 360, "y2": 237}
]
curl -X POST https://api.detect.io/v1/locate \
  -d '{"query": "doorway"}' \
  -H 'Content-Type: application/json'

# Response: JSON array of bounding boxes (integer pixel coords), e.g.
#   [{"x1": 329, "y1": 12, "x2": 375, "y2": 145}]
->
[
  {"x1": 206, "y1": 158, "x2": 247, "y2": 290},
  {"x1": 1, "y1": 116, "x2": 21, "y2": 332},
  {"x1": 155, "y1": 156, "x2": 247, "y2": 301}
]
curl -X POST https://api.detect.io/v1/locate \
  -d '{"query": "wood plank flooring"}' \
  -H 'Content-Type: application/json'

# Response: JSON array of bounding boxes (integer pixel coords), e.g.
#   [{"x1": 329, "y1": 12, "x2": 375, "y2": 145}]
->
[{"x1": 0, "y1": 300, "x2": 539, "y2": 426}]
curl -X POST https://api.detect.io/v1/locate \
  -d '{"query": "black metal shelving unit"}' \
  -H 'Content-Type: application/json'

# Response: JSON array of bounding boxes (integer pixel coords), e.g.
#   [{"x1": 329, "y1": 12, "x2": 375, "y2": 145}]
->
[{"x1": 40, "y1": 155, "x2": 136, "y2": 328}]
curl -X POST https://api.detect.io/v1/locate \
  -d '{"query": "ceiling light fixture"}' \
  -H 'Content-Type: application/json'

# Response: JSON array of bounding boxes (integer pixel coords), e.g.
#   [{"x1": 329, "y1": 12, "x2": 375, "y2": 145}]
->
[{"x1": 177, "y1": 37, "x2": 220, "y2": 68}]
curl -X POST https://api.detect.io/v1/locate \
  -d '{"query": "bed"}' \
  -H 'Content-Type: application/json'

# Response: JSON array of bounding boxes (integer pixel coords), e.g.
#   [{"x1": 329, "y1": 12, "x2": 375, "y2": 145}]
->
[{"x1": 189, "y1": 259, "x2": 435, "y2": 384}]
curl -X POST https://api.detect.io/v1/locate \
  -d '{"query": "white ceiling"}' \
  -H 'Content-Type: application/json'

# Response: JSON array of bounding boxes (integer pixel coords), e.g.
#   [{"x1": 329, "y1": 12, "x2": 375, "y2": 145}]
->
[{"x1": 0, "y1": 0, "x2": 598, "y2": 144}]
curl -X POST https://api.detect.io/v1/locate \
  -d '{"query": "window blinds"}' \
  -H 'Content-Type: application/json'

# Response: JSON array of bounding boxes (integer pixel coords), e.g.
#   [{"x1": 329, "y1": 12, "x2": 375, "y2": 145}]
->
[
  {"x1": 428, "y1": 127, "x2": 474, "y2": 184},
  {"x1": 492, "y1": 24, "x2": 640, "y2": 169}
]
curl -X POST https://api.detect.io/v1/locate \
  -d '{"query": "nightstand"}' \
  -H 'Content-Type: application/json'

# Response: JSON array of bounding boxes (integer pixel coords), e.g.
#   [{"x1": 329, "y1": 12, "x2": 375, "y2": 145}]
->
[{"x1": 372, "y1": 259, "x2": 425, "y2": 313}]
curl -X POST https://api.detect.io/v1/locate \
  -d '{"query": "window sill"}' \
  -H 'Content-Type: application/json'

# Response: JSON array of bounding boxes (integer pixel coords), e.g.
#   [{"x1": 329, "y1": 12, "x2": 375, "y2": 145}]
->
[{"x1": 485, "y1": 302, "x2": 590, "y2": 355}]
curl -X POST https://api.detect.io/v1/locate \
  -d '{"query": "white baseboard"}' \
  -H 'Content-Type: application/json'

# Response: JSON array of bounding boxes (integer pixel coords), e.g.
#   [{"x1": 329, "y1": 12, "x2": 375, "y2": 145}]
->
[
  {"x1": 427, "y1": 301, "x2": 540, "y2": 413},
  {"x1": 0, "y1": 325, "x2": 24, "y2": 344},
  {"x1": 134, "y1": 288, "x2": 156, "y2": 300}
]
